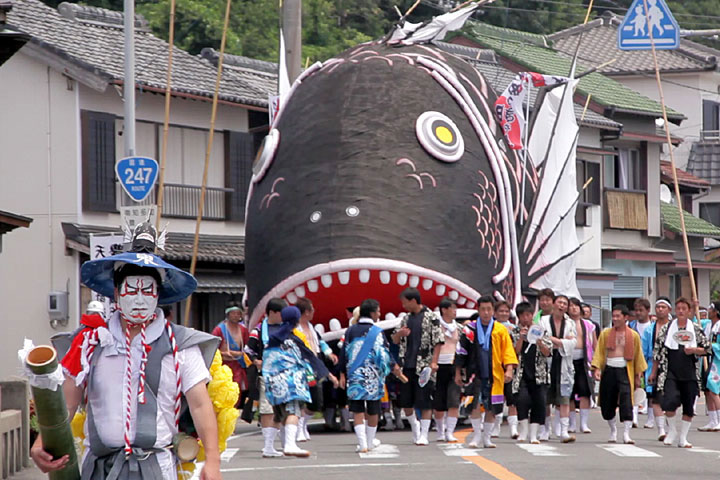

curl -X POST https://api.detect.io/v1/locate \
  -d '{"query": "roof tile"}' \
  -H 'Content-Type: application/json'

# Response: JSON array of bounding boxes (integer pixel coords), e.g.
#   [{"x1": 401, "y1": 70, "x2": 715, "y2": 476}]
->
[{"x1": 661, "y1": 201, "x2": 720, "y2": 238}]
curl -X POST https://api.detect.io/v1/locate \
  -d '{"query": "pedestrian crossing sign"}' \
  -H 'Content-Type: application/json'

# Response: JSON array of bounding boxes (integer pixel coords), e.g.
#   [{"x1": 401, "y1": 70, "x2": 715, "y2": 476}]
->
[{"x1": 618, "y1": 0, "x2": 679, "y2": 50}]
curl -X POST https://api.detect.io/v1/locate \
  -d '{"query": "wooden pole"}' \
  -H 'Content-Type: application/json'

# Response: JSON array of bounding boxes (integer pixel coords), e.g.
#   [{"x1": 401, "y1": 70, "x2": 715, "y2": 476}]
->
[
  {"x1": 183, "y1": 0, "x2": 232, "y2": 327},
  {"x1": 642, "y1": 0, "x2": 698, "y2": 314},
  {"x1": 155, "y1": 0, "x2": 177, "y2": 241}
]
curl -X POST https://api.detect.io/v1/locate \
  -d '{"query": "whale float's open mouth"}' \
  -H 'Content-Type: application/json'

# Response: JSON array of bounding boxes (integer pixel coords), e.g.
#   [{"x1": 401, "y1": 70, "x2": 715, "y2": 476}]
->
[{"x1": 248, "y1": 257, "x2": 481, "y2": 329}]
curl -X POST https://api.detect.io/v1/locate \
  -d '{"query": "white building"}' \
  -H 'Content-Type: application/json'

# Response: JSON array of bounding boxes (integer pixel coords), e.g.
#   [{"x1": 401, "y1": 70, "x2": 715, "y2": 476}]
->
[{"x1": 0, "y1": 0, "x2": 274, "y2": 380}]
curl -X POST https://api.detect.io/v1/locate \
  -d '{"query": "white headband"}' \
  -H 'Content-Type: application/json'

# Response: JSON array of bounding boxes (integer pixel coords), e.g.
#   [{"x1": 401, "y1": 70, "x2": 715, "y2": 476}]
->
[{"x1": 655, "y1": 299, "x2": 671, "y2": 308}]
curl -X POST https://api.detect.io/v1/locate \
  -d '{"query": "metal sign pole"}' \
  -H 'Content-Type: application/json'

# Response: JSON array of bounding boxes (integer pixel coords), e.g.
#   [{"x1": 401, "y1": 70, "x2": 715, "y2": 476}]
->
[{"x1": 123, "y1": 0, "x2": 136, "y2": 157}]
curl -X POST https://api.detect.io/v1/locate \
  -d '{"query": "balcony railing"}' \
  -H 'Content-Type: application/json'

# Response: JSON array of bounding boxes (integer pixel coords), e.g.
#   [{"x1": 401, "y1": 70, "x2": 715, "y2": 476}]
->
[
  {"x1": 700, "y1": 130, "x2": 720, "y2": 142},
  {"x1": 605, "y1": 189, "x2": 647, "y2": 230},
  {"x1": 161, "y1": 183, "x2": 234, "y2": 221}
]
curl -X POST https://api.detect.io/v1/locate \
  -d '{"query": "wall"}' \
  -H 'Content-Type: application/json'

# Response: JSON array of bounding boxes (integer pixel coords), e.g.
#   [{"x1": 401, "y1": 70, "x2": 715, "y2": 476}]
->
[{"x1": 0, "y1": 52, "x2": 81, "y2": 380}]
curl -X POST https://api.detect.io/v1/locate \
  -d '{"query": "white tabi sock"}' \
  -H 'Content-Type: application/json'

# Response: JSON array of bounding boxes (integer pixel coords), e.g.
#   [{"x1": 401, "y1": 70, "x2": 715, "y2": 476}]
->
[
  {"x1": 664, "y1": 416, "x2": 677, "y2": 445},
  {"x1": 646, "y1": 408, "x2": 655, "y2": 427},
  {"x1": 580, "y1": 409, "x2": 591, "y2": 433},
  {"x1": 420, "y1": 419, "x2": 431, "y2": 440},
  {"x1": 355, "y1": 424, "x2": 368, "y2": 451},
  {"x1": 569, "y1": 410, "x2": 577, "y2": 432},
  {"x1": 517, "y1": 419, "x2": 528, "y2": 442},
  {"x1": 284, "y1": 424, "x2": 299, "y2": 451},
  {"x1": 407, "y1": 411, "x2": 420, "y2": 442},
  {"x1": 446, "y1": 416, "x2": 458, "y2": 439},
  {"x1": 280, "y1": 426, "x2": 286, "y2": 449},
  {"x1": 632, "y1": 406, "x2": 639, "y2": 426},
  {"x1": 436, "y1": 417, "x2": 446, "y2": 441},
  {"x1": 623, "y1": 421, "x2": 634, "y2": 444},
  {"x1": 607, "y1": 417, "x2": 617, "y2": 443},
  {"x1": 492, "y1": 414, "x2": 503, "y2": 437},
  {"x1": 469, "y1": 418, "x2": 483, "y2": 446},
  {"x1": 508, "y1": 415, "x2": 519, "y2": 438},
  {"x1": 553, "y1": 408, "x2": 562, "y2": 437},
  {"x1": 657, "y1": 414, "x2": 667, "y2": 438},
  {"x1": 529, "y1": 423, "x2": 540, "y2": 444},
  {"x1": 303, "y1": 413, "x2": 312, "y2": 439},
  {"x1": 366, "y1": 425, "x2": 378, "y2": 450},
  {"x1": 262, "y1": 427, "x2": 281, "y2": 456},
  {"x1": 297, "y1": 416, "x2": 307, "y2": 441},
  {"x1": 483, "y1": 423, "x2": 496, "y2": 447},
  {"x1": 712, "y1": 410, "x2": 720, "y2": 428},
  {"x1": 679, "y1": 420, "x2": 693, "y2": 447},
  {"x1": 560, "y1": 417, "x2": 574, "y2": 441}
]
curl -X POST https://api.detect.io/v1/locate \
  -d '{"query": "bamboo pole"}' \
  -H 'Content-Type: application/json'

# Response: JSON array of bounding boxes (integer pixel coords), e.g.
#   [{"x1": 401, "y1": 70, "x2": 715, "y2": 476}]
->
[
  {"x1": 641, "y1": 0, "x2": 698, "y2": 314},
  {"x1": 183, "y1": 0, "x2": 233, "y2": 327},
  {"x1": 155, "y1": 0, "x2": 177, "y2": 240},
  {"x1": 26, "y1": 346, "x2": 80, "y2": 480}
]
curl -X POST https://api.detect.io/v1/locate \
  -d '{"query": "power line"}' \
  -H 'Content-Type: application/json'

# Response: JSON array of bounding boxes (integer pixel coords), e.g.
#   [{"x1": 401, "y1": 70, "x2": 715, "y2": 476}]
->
[{"x1": 525, "y1": 0, "x2": 720, "y2": 21}]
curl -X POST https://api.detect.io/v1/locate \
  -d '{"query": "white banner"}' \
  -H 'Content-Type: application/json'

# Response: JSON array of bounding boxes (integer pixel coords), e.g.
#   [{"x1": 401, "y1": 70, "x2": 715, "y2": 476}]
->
[
  {"x1": 88, "y1": 233, "x2": 125, "y2": 318},
  {"x1": 120, "y1": 204, "x2": 157, "y2": 231}
]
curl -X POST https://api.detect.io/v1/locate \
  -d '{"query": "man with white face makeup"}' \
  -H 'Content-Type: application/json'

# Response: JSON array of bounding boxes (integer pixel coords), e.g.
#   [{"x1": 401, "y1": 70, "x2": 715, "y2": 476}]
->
[{"x1": 31, "y1": 223, "x2": 222, "y2": 480}]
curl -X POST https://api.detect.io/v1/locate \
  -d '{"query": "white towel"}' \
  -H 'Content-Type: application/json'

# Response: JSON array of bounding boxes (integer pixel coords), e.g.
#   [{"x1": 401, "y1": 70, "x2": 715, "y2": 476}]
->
[{"x1": 664, "y1": 319, "x2": 697, "y2": 350}]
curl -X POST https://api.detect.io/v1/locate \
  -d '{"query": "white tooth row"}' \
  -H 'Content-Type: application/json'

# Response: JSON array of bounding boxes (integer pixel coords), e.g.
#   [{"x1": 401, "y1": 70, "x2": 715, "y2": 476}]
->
[{"x1": 282, "y1": 270, "x2": 471, "y2": 306}]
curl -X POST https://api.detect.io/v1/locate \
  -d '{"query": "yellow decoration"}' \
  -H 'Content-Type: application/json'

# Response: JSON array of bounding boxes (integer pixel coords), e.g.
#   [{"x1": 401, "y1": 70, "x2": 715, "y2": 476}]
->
[
  {"x1": 177, "y1": 462, "x2": 196, "y2": 480},
  {"x1": 71, "y1": 410, "x2": 86, "y2": 439},
  {"x1": 435, "y1": 125, "x2": 453, "y2": 144},
  {"x1": 217, "y1": 407, "x2": 239, "y2": 444},
  {"x1": 196, "y1": 442, "x2": 205, "y2": 463},
  {"x1": 292, "y1": 327, "x2": 312, "y2": 349},
  {"x1": 207, "y1": 376, "x2": 239, "y2": 413}
]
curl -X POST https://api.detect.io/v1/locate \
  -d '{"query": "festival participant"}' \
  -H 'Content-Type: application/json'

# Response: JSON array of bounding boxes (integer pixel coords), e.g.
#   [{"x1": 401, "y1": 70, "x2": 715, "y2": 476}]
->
[
  {"x1": 582, "y1": 303, "x2": 601, "y2": 339},
  {"x1": 538, "y1": 295, "x2": 577, "y2": 443},
  {"x1": 246, "y1": 298, "x2": 288, "y2": 457},
  {"x1": 294, "y1": 298, "x2": 338, "y2": 443},
  {"x1": 511, "y1": 302, "x2": 552, "y2": 444},
  {"x1": 629, "y1": 298, "x2": 653, "y2": 426},
  {"x1": 339, "y1": 299, "x2": 398, "y2": 452},
  {"x1": 699, "y1": 302, "x2": 720, "y2": 432},
  {"x1": 568, "y1": 297, "x2": 596, "y2": 434},
  {"x1": 533, "y1": 289, "x2": 555, "y2": 325},
  {"x1": 32, "y1": 224, "x2": 222, "y2": 480},
  {"x1": 642, "y1": 297, "x2": 672, "y2": 440},
  {"x1": 212, "y1": 301, "x2": 250, "y2": 408},
  {"x1": 592, "y1": 305, "x2": 647, "y2": 444},
  {"x1": 649, "y1": 297, "x2": 711, "y2": 448},
  {"x1": 493, "y1": 300, "x2": 517, "y2": 438},
  {"x1": 262, "y1": 306, "x2": 338, "y2": 457},
  {"x1": 433, "y1": 298, "x2": 462, "y2": 443},
  {"x1": 392, "y1": 288, "x2": 444, "y2": 445},
  {"x1": 455, "y1": 296, "x2": 518, "y2": 448}
]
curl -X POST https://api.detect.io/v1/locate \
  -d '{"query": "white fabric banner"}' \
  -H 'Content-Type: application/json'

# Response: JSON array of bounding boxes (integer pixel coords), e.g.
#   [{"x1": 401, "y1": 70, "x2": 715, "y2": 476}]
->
[{"x1": 88, "y1": 233, "x2": 125, "y2": 317}]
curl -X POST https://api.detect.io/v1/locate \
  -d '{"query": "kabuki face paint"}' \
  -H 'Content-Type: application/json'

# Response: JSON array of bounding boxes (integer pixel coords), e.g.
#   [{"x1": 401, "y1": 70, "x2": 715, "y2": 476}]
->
[{"x1": 117, "y1": 275, "x2": 158, "y2": 324}]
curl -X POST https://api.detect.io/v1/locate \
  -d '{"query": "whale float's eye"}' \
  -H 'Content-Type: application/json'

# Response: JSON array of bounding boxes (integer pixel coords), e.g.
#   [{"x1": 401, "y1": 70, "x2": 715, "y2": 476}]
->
[
  {"x1": 415, "y1": 111, "x2": 464, "y2": 163},
  {"x1": 252, "y1": 128, "x2": 280, "y2": 183}
]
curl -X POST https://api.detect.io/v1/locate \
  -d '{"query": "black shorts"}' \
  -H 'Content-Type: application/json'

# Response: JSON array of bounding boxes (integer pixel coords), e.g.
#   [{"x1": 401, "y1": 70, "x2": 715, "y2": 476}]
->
[
  {"x1": 661, "y1": 376, "x2": 698, "y2": 417},
  {"x1": 432, "y1": 364, "x2": 462, "y2": 411},
  {"x1": 504, "y1": 381, "x2": 516, "y2": 407},
  {"x1": 349, "y1": 399, "x2": 382, "y2": 416},
  {"x1": 469, "y1": 377, "x2": 504, "y2": 416},
  {"x1": 572, "y1": 359, "x2": 592, "y2": 399},
  {"x1": 398, "y1": 368, "x2": 434, "y2": 411}
]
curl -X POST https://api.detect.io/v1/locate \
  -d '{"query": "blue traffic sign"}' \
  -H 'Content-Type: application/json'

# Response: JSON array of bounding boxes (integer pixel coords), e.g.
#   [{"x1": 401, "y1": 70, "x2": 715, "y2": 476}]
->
[
  {"x1": 116, "y1": 156, "x2": 159, "y2": 202},
  {"x1": 618, "y1": 0, "x2": 679, "y2": 51}
]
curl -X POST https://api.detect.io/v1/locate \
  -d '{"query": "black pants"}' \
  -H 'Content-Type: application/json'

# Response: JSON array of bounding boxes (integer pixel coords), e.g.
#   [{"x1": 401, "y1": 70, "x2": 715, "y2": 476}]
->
[
  {"x1": 349, "y1": 399, "x2": 382, "y2": 415},
  {"x1": 432, "y1": 364, "x2": 461, "y2": 411},
  {"x1": 661, "y1": 376, "x2": 698, "y2": 417},
  {"x1": 600, "y1": 366, "x2": 632, "y2": 421},
  {"x1": 516, "y1": 379, "x2": 547, "y2": 424},
  {"x1": 398, "y1": 369, "x2": 434, "y2": 410},
  {"x1": 572, "y1": 359, "x2": 592, "y2": 398}
]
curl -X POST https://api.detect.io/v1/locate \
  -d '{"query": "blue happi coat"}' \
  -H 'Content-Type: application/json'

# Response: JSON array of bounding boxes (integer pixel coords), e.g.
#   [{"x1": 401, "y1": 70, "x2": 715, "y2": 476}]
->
[
  {"x1": 345, "y1": 325, "x2": 392, "y2": 401},
  {"x1": 262, "y1": 338, "x2": 313, "y2": 405}
]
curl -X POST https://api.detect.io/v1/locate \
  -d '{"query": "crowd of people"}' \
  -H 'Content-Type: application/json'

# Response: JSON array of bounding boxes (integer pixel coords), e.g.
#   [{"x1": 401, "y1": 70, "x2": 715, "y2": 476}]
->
[{"x1": 212, "y1": 288, "x2": 720, "y2": 456}]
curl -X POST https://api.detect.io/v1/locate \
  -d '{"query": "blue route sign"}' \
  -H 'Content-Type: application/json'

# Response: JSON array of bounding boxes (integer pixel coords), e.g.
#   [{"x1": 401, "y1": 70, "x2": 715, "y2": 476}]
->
[
  {"x1": 116, "y1": 156, "x2": 159, "y2": 202},
  {"x1": 618, "y1": 0, "x2": 679, "y2": 51}
]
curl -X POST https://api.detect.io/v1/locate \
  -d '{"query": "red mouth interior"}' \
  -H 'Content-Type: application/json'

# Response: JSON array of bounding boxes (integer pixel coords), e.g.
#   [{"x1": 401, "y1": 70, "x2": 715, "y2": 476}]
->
[{"x1": 275, "y1": 268, "x2": 475, "y2": 330}]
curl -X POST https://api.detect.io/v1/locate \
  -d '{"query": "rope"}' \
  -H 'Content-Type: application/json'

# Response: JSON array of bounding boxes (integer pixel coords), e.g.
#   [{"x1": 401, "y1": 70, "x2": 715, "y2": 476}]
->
[
  {"x1": 138, "y1": 322, "x2": 148, "y2": 404},
  {"x1": 123, "y1": 323, "x2": 133, "y2": 456},
  {"x1": 166, "y1": 319, "x2": 182, "y2": 427}
]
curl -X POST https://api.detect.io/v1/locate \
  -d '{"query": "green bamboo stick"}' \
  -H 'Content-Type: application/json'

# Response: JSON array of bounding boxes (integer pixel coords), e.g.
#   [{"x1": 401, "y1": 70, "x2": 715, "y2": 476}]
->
[{"x1": 26, "y1": 345, "x2": 80, "y2": 480}]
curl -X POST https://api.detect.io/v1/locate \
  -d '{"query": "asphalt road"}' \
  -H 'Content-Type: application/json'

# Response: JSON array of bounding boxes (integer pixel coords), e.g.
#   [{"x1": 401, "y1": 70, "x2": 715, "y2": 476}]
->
[{"x1": 215, "y1": 407, "x2": 720, "y2": 480}]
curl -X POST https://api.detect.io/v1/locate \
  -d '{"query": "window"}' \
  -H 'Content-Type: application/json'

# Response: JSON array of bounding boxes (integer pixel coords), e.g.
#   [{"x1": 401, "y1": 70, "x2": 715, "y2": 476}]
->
[
  {"x1": 703, "y1": 100, "x2": 720, "y2": 139},
  {"x1": 224, "y1": 131, "x2": 255, "y2": 221},
  {"x1": 603, "y1": 148, "x2": 645, "y2": 191},
  {"x1": 81, "y1": 110, "x2": 117, "y2": 212},
  {"x1": 576, "y1": 159, "x2": 601, "y2": 226},
  {"x1": 699, "y1": 202, "x2": 720, "y2": 226}
]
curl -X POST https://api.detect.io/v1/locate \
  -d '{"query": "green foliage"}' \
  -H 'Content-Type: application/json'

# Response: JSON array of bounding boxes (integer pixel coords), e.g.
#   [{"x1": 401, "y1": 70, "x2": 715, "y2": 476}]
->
[{"x1": 38, "y1": 0, "x2": 720, "y2": 61}]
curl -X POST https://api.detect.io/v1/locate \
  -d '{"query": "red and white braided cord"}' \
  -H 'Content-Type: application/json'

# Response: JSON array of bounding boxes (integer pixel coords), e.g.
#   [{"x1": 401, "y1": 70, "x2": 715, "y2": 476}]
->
[
  {"x1": 123, "y1": 324, "x2": 133, "y2": 456},
  {"x1": 166, "y1": 319, "x2": 182, "y2": 428},
  {"x1": 83, "y1": 329, "x2": 100, "y2": 406}
]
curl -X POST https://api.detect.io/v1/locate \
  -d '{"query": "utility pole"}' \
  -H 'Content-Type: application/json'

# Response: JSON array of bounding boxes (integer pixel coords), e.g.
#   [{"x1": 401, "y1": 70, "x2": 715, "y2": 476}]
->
[
  {"x1": 281, "y1": 0, "x2": 302, "y2": 83},
  {"x1": 124, "y1": 0, "x2": 136, "y2": 157}
]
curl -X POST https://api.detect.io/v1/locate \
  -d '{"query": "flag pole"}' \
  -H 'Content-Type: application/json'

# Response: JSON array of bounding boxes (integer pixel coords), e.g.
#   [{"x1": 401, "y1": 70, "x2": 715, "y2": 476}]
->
[
  {"x1": 641, "y1": 0, "x2": 698, "y2": 315},
  {"x1": 155, "y1": 0, "x2": 176, "y2": 240},
  {"x1": 183, "y1": 0, "x2": 233, "y2": 327}
]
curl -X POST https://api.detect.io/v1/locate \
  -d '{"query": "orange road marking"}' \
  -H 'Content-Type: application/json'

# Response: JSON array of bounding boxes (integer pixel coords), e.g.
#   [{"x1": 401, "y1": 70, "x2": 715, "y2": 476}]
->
[{"x1": 451, "y1": 428, "x2": 525, "y2": 480}]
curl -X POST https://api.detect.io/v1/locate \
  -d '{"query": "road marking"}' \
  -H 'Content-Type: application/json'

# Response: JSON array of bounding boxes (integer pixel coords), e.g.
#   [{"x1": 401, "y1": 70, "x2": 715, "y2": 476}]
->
[
  {"x1": 462, "y1": 456, "x2": 525, "y2": 480},
  {"x1": 220, "y1": 462, "x2": 426, "y2": 473},
  {"x1": 516, "y1": 444, "x2": 572, "y2": 457},
  {"x1": 220, "y1": 448, "x2": 238, "y2": 462},
  {"x1": 438, "y1": 443, "x2": 483, "y2": 456},
  {"x1": 686, "y1": 447, "x2": 720, "y2": 454},
  {"x1": 359, "y1": 444, "x2": 400, "y2": 459},
  {"x1": 596, "y1": 444, "x2": 661, "y2": 457}
]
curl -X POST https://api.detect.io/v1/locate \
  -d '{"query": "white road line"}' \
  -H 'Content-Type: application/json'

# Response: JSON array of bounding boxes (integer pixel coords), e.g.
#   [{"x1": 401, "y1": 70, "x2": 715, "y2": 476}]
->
[
  {"x1": 438, "y1": 443, "x2": 483, "y2": 456},
  {"x1": 686, "y1": 447, "x2": 720, "y2": 454},
  {"x1": 516, "y1": 444, "x2": 573, "y2": 457},
  {"x1": 220, "y1": 462, "x2": 426, "y2": 473},
  {"x1": 596, "y1": 444, "x2": 661, "y2": 457},
  {"x1": 359, "y1": 444, "x2": 400, "y2": 459},
  {"x1": 221, "y1": 448, "x2": 239, "y2": 463}
]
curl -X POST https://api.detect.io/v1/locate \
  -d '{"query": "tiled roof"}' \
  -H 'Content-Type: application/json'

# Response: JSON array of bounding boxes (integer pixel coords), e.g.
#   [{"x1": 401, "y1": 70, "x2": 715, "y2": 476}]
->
[
  {"x1": 195, "y1": 273, "x2": 245, "y2": 294},
  {"x1": 660, "y1": 160, "x2": 710, "y2": 190},
  {"x1": 549, "y1": 12, "x2": 719, "y2": 75},
  {"x1": 661, "y1": 201, "x2": 720, "y2": 238},
  {"x1": 686, "y1": 142, "x2": 720, "y2": 185},
  {"x1": 459, "y1": 21, "x2": 684, "y2": 121},
  {"x1": 7, "y1": 0, "x2": 273, "y2": 108},
  {"x1": 61, "y1": 222, "x2": 245, "y2": 264}
]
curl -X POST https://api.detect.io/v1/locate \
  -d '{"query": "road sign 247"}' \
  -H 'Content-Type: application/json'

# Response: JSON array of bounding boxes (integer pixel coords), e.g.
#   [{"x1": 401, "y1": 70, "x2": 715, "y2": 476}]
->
[
  {"x1": 618, "y1": 0, "x2": 679, "y2": 51},
  {"x1": 116, "y1": 156, "x2": 159, "y2": 202}
]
